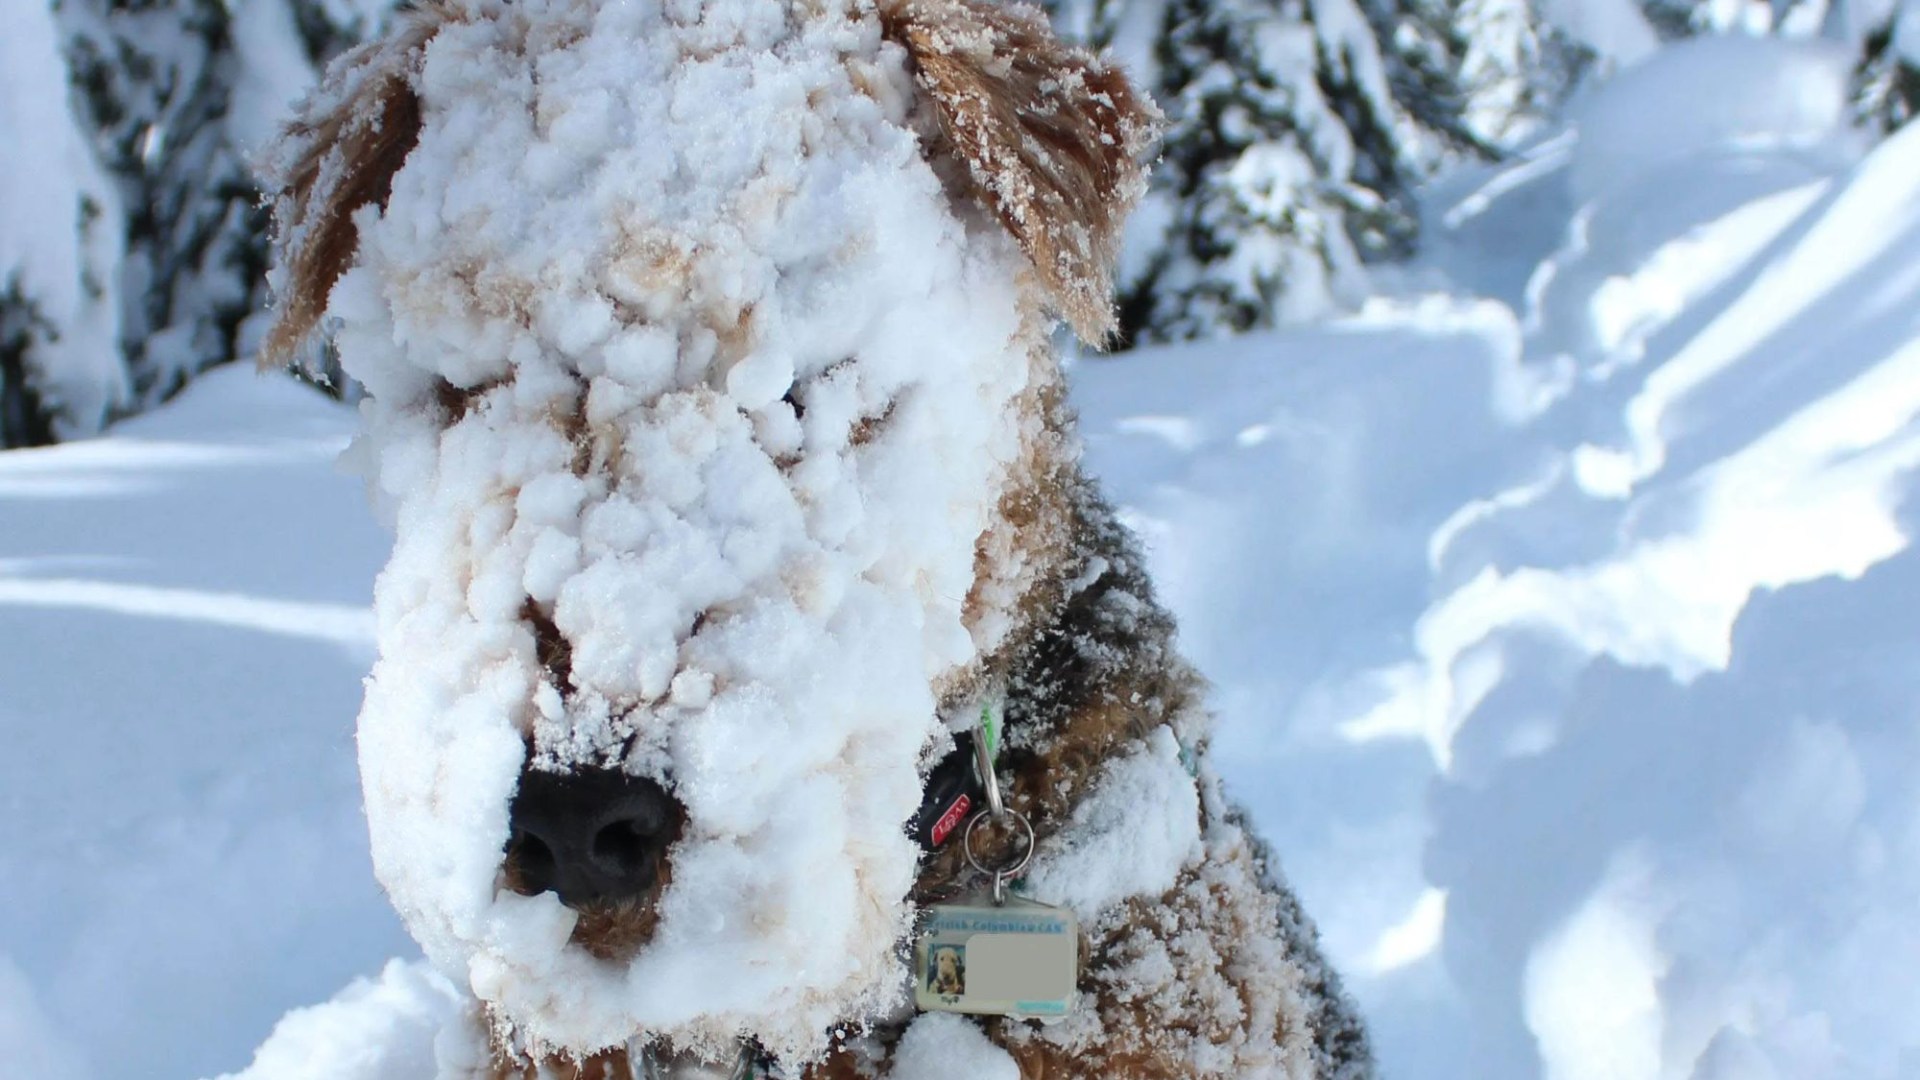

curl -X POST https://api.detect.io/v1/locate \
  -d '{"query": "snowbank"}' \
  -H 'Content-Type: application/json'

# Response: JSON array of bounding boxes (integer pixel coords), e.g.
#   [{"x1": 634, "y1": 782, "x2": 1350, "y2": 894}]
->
[
  {"x1": 0, "y1": 366, "x2": 407, "y2": 1080},
  {"x1": 215, "y1": 960, "x2": 464, "y2": 1080},
  {"x1": 1566, "y1": 35, "x2": 1860, "y2": 206},
  {"x1": 1080, "y1": 50, "x2": 1920, "y2": 1080},
  {"x1": 1415, "y1": 111, "x2": 1920, "y2": 1080}
]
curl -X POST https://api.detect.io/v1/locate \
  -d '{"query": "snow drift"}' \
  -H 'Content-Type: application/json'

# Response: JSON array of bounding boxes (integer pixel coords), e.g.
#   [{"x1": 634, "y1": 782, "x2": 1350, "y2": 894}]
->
[{"x1": 1083, "y1": 35, "x2": 1920, "y2": 1078}]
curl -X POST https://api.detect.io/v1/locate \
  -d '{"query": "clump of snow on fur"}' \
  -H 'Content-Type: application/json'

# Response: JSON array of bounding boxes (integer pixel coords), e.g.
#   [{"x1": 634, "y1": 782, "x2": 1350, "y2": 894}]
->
[
  {"x1": 890, "y1": 1013, "x2": 1021, "y2": 1080},
  {"x1": 320, "y1": 0, "x2": 1040, "y2": 1061},
  {"x1": 1025, "y1": 725, "x2": 1202, "y2": 921},
  {"x1": 1015, "y1": 784, "x2": 1325, "y2": 1079}
]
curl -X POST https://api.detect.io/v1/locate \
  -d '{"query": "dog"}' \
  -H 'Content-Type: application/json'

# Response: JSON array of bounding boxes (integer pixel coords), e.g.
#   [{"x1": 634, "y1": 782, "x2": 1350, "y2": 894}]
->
[
  {"x1": 260, "y1": 0, "x2": 1373, "y2": 1075},
  {"x1": 928, "y1": 946, "x2": 965, "y2": 997}
]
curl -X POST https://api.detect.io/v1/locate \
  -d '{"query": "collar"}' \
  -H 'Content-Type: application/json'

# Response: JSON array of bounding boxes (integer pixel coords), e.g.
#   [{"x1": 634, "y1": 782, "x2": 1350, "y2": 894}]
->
[{"x1": 907, "y1": 729, "x2": 986, "y2": 851}]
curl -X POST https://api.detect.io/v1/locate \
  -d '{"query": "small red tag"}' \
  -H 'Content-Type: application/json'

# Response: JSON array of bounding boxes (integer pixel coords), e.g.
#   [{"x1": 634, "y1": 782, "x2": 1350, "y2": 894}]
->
[{"x1": 930, "y1": 794, "x2": 971, "y2": 848}]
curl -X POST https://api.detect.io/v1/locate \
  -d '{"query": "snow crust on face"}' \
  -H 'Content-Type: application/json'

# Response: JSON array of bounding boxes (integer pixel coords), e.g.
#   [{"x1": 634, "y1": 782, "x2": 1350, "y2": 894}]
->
[{"x1": 324, "y1": 0, "x2": 1037, "y2": 1059}]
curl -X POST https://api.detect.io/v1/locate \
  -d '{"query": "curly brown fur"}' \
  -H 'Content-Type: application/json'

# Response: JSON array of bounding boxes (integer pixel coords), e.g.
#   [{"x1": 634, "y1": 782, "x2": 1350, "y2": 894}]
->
[
  {"x1": 879, "y1": 0, "x2": 1160, "y2": 344},
  {"x1": 258, "y1": 2, "x2": 460, "y2": 369},
  {"x1": 912, "y1": 461, "x2": 1371, "y2": 1077}
]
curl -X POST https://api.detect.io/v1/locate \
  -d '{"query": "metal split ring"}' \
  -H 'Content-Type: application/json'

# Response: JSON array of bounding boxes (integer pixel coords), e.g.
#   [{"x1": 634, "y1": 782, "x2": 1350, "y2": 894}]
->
[{"x1": 963, "y1": 806, "x2": 1035, "y2": 904}]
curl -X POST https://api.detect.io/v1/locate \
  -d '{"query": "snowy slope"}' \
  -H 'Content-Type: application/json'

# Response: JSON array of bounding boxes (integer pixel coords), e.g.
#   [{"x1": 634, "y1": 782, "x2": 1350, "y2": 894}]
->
[
  {"x1": 4, "y1": 31, "x2": 1920, "y2": 1080},
  {"x1": 0, "y1": 368, "x2": 412, "y2": 1080},
  {"x1": 1080, "y1": 35, "x2": 1920, "y2": 1080}
]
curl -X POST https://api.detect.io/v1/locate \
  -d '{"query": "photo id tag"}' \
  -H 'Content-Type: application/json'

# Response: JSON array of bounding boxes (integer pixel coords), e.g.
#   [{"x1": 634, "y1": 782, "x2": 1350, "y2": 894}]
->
[{"x1": 913, "y1": 895, "x2": 1079, "y2": 1021}]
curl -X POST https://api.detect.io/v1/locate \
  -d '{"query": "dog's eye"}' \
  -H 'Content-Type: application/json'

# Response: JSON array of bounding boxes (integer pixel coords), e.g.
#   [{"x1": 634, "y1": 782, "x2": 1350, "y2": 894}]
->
[
  {"x1": 758, "y1": 394, "x2": 805, "y2": 467},
  {"x1": 849, "y1": 399, "x2": 896, "y2": 449}
]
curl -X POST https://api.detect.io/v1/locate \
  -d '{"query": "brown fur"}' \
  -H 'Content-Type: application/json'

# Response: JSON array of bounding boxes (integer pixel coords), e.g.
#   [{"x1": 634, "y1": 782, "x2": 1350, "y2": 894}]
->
[
  {"x1": 878, "y1": 0, "x2": 1159, "y2": 344},
  {"x1": 836, "y1": 462, "x2": 1308, "y2": 1079},
  {"x1": 801, "y1": 1056, "x2": 879, "y2": 1080},
  {"x1": 259, "y1": 2, "x2": 459, "y2": 369}
]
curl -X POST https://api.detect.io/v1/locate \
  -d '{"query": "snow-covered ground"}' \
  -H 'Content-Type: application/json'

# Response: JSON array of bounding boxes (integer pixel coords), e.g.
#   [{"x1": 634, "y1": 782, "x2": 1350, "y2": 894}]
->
[
  {"x1": 0, "y1": 371, "x2": 411, "y2": 1079},
  {"x1": 4, "y1": 32, "x2": 1920, "y2": 1080}
]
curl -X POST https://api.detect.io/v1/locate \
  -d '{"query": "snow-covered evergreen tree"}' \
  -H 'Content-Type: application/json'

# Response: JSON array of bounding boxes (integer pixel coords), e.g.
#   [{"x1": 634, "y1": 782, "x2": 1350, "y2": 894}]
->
[
  {"x1": 1055, "y1": 0, "x2": 1577, "y2": 346},
  {"x1": 1117, "y1": 0, "x2": 1468, "y2": 344},
  {"x1": 62, "y1": 0, "x2": 270, "y2": 411},
  {"x1": 289, "y1": 0, "x2": 395, "y2": 60},
  {"x1": 1639, "y1": 0, "x2": 1705, "y2": 37},
  {"x1": 1455, "y1": 0, "x2": 1587, "y2": 146},
  {"x1": 0, "y1": 0, "x2": 126, "y2": 448},
  {"x1": 1639, "y1": 0, "x2": 1828, "y2": 37},
  {"x1": 1044, "y1": 0, "x2": 1168, "y2": 78},
  {"x1": 1621, "y1": 0, "x2": 1916, "y2": 133},
  {"x1": 1348, "y1": 0, "x2": 1491, "y2": 165},
  {"x1": 0, "y1": 0, "x2": 388, "y2": 447},
  {"x1": 1854, "y1": 3, "x2": 1920, "y2": 129}
]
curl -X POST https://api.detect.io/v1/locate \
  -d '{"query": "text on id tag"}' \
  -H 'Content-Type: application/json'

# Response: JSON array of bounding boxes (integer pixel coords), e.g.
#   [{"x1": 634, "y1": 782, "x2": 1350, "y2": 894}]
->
[{"x1": 913, "y1": 895, "x2": 1079, "y2": 1021}]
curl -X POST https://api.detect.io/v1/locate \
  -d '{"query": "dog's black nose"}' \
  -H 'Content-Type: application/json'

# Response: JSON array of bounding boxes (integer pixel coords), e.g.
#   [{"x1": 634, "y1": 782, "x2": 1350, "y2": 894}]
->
[{"x1": 506, "y1": 766, "x2": 679, "y2": 906}]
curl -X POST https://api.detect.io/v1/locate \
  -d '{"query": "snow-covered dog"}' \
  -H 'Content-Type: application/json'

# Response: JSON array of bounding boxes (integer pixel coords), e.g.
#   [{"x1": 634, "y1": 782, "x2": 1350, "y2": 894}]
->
[{"x1": 261, "y1": 0, "x2": 1371, "y2": 1075}]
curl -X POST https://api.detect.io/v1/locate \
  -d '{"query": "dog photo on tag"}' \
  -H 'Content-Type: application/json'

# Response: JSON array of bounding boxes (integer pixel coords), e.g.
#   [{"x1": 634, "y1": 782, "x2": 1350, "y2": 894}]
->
[{"x1": 915, "y1": 897, "x2": 1079, "y2": 1020}]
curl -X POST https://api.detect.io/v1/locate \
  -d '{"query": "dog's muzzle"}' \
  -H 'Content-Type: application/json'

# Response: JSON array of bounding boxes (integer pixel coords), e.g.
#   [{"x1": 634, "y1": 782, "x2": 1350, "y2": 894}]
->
[{"x1": 506, "y1": 766, "x2": 680, "y2": 906}]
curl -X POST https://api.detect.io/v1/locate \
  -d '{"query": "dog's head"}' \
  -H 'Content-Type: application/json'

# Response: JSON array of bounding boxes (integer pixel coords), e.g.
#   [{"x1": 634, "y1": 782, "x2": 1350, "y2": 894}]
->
[{"x1": 262, "y1": 0, "x2": 1153, "y2": 1064}]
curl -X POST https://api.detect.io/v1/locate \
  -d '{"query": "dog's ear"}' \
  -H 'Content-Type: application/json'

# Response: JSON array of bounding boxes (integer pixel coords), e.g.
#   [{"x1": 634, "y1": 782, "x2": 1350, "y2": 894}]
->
[
  {"x1": 880, "y1": 0, "x2": 1160, "y2": 346},
  {"x1": 258, "y1": 4, "x2": 459, "y2": 370}
]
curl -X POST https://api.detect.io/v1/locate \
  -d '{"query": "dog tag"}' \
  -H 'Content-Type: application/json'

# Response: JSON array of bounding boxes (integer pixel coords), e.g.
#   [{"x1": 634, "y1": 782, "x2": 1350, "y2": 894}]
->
[{"x1": 913, "y1": 894, "x2": 1079, "y2": 1021}]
